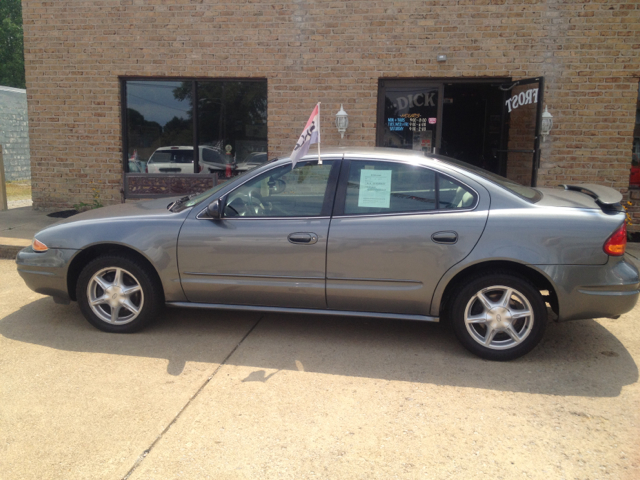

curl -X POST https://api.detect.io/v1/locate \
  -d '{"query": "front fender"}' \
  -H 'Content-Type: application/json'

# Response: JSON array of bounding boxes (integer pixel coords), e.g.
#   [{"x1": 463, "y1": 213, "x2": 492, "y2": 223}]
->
[{"x1": 30, "y1": 208, "x2": 191, "y2": 303}]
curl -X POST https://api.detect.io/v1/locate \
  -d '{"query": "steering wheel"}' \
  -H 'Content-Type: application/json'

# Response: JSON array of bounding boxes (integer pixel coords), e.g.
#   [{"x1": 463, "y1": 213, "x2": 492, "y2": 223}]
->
[
  {"x1": 246, "y1": 189, "x2": 268, "y2": 216},
  {"x1": 224, "y1": 200, "x2": 243, "y2": 217},
  {"x1": 226, "y1": 191, "x2": 268, "y2": 217}
]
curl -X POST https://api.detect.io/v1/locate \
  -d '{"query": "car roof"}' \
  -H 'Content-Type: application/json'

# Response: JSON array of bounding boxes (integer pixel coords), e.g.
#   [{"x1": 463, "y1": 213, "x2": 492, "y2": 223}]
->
[
  {"x1": 290, "y1": 146, "x2": 499, "y2": 195},
  {"x1": 298, "y1": 146, "x2": 430, "y2": 162}
]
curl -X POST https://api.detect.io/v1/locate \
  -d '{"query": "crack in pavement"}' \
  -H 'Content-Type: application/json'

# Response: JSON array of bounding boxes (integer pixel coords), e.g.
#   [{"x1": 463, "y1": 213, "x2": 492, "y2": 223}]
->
[{"x1": 121, "y1": 314, "x2": 264, "y2": 480}]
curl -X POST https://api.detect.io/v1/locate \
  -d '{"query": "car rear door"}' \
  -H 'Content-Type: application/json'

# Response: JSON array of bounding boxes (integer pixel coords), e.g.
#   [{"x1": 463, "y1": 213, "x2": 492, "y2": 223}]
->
[
  {"x1": 177, "y1": 158, "x2": 340, "y2": 309},
  {"x1": 326, "y1": 157, "x2": 490, "y2": 316}
]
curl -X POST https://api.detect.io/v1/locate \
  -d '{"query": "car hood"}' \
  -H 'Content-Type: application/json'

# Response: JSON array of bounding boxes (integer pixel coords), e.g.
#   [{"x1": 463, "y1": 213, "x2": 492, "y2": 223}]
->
[
  {"x1": 53, "y1": 197, "x2": 179, "y2": 225},
  {"x1": 33, "y1": 197, "x2": 190, "y2": 250}
]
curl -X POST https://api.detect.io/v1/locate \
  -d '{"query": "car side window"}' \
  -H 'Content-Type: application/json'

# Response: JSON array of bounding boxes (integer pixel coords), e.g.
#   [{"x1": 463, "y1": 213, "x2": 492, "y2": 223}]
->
[
  {"x1": 438, "y1": 175, "x2": 476, "y2": 210},
  {"x1": 224, "y1": 161, "x2": 334, "y2": 218},
  {"x1": 344, "y1": 161, "x2": 437, "y2": 215}
]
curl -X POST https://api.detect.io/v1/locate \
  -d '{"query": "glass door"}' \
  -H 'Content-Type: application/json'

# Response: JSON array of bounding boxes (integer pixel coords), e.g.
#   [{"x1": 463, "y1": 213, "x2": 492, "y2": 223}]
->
[
  {"x1": 376, "y1": 77, "x2": 545, "y2": 187},
  {"x1": 377, "y1": 81, "x2": 443, "y2": 153},
  {"x1": 496, "y1": 77, "x2": 545, "y2": 186}
]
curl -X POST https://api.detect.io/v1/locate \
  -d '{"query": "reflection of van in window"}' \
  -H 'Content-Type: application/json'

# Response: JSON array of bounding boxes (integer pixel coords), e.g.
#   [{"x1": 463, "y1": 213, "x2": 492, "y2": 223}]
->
[
  {"x1": 234, "y1": 152, "x2": 269, "y2": 173},
  {"x1": 146, "y1": 146, "x2": 232, "y2": 174}
]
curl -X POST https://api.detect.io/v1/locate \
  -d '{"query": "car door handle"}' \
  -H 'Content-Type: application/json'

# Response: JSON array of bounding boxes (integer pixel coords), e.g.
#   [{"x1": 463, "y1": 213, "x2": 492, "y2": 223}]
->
[
  {"x1": 431, "y1": 231, "x2": 458, "y2": 244},
  {"x1": 288, "y1": 233, "x2": 318, "y2": 245}
]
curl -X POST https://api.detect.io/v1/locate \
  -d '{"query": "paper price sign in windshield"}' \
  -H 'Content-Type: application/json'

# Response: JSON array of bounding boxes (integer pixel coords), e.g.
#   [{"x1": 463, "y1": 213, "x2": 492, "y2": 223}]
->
[{"x1": 358, "y1": 170, "x2": 392, "y2": 208}]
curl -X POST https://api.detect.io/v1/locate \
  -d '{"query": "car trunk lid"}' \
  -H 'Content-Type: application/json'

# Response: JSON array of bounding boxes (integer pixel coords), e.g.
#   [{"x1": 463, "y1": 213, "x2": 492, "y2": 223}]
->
[{"x1": 534, "y1": 184, "x2": 624, "y2": 212}]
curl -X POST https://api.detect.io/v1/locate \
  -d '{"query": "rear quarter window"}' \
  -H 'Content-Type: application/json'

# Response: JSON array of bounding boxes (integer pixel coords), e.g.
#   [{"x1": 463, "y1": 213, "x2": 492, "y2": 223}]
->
[
  {"x1": 438, "y1": 175, "x2": 477, "y2": 210},
  {"x1": 433, "y1": 154, "x2": 541, "y2": 203}
]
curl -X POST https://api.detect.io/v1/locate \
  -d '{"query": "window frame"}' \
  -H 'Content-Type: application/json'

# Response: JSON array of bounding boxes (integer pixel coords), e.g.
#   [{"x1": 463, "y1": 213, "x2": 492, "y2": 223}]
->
[
  {"x1": 120, "y1": 77, "x2": 268, "y2": 176},
  {"x1": 333, "y1": 158, "x2": 479, "y2": 217}
]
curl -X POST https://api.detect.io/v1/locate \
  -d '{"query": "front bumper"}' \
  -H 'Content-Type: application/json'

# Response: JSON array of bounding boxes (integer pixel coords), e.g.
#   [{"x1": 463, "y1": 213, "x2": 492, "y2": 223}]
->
[
  {"x1": 537, "y1": 256, "x2": 640, "y2": 322},
  {"x1": 16, "y1": 247, "x2": 78, "y2": 302}
]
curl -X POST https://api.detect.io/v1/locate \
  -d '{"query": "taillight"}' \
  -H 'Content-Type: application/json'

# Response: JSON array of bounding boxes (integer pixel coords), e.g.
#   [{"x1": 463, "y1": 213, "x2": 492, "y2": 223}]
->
[{"x1": 603, "y1": 222, "x2": 627, "y2": 256}]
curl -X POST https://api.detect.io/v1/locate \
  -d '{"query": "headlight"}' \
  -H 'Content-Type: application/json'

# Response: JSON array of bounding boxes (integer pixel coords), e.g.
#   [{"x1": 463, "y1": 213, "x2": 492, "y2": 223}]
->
[{"x1": 32, "y1": 238, "x2": 48, "y2": 252}]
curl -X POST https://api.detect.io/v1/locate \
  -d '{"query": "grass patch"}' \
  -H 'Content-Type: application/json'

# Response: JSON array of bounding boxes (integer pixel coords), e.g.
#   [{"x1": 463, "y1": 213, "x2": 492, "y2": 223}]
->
[{"x1": 4, "y1": 181, "x2": 32, "y2": 202}]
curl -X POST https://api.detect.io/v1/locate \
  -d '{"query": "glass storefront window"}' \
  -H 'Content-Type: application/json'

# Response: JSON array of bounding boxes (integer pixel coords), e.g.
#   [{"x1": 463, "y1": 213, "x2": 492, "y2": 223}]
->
[
  {"x1": 126, "y1": 81, "x2": 192, "y2": 173},
  {"x1": 381, "y1": 86, "x2": 440, "y2": 152},
  {"x1": 123, "y1": 79, "x2": 267, "y2": 175}
]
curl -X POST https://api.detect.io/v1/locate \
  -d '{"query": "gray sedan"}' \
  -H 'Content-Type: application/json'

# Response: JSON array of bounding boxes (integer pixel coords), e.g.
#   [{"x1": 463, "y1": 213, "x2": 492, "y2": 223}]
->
[{"x1": 16, "y1": 148, "x2": 638, "y2": 360}]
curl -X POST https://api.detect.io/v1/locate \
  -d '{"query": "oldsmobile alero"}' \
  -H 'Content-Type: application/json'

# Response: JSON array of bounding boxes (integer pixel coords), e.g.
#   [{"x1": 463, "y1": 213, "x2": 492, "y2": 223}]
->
[{"x1": 16, "y1": 147, "x2": 638, "y2": 360}]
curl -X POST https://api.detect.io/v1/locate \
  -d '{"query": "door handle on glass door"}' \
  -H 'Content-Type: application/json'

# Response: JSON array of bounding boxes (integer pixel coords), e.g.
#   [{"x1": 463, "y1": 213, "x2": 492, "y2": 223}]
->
[{"x1": 287, "y1": 233, "x2": 319, "y2": 245}]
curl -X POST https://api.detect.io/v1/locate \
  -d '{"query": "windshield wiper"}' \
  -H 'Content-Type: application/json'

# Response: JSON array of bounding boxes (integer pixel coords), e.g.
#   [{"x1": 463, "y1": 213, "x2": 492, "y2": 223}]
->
[
  {"x1": 168, "y1": 195, "x2": 191, "y2": 212},
  {"x1": 169, "y1": 193, "x2": 201, "y2": 212}
]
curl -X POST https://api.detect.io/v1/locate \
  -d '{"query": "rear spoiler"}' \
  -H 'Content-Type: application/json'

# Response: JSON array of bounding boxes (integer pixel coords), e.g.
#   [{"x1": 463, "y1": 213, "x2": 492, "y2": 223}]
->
[{"x1": 560, "y1": 184, "x2": 623, "y2": 212}]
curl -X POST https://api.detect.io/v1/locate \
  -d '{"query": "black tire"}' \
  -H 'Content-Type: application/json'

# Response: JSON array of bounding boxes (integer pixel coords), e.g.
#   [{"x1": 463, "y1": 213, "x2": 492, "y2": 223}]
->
[
  {"x1": 76, "y1": 254, "x2": 163, "y2": 333},
  {"x1": 449, "y1": 272, "x2": 547, "y2": 361}
]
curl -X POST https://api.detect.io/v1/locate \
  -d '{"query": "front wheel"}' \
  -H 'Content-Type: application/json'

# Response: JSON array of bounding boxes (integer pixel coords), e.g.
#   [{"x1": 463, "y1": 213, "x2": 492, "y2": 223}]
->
[
  {"x1": 76, "y1": 255, "x2": 163, "y2": 333},
  {"x1": 449, "y1": 273, "x2": 547, "y2": 361}
]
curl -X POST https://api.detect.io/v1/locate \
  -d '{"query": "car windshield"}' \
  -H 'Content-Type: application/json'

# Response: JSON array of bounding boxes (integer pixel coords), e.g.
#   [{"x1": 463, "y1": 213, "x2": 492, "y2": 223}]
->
[
  {"x1": 149, "y1": 150, "x2": 193, "y2": 164},
  {"x1": 432, "y1": 154, "x2": 542, "y2": 202}
]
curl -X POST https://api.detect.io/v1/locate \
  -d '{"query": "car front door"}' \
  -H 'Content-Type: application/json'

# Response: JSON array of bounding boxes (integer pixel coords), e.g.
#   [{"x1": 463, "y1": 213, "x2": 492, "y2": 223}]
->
[
  {"x1": 326, "y1": 158, "x2": 490, "y2": 317},
  {"x1": 177, "y1": 158, "x2": 340, "y2": 308}
]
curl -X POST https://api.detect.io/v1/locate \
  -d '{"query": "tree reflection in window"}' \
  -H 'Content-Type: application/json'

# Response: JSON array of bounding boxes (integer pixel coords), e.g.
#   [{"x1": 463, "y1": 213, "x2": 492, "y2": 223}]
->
[{"x1": 125, "y1": 80, "x2": 267, "y2": 174}]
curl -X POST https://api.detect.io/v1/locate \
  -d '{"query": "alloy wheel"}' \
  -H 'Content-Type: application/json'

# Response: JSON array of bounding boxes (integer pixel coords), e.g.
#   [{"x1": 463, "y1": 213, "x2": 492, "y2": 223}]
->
[
  {"x1": 86, "y1": 266, "x2": 144, "y2": 325},
  {"x1": 463, "y1": 285, "x2": 534, "y2": 350}
]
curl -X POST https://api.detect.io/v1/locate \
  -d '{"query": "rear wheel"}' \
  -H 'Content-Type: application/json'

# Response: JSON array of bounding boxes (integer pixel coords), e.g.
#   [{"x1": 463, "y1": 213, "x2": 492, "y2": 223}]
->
[
  {"x1": 449, "y1": 272, "x2": 547, "y2": 360},
  {"x1": 76, "y1": 255, "x2": 162, "y2": 333}
]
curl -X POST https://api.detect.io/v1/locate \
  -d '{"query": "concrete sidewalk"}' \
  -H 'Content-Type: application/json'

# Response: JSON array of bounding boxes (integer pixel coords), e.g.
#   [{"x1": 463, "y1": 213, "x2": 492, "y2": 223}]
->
[
  {"x1": 2, "y1": 256, "x2": 640, "y2": 480},
  {"x1": 0, "y1": 207, "x2": 60, "y2": 258}
]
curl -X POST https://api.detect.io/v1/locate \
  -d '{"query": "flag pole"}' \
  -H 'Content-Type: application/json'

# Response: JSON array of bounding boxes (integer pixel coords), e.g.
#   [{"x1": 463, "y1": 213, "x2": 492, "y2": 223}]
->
[
  {"x1": 290, "y1": 102, "x2": 321, "y2": 170},
  {"x1": 317, "y1": 102, "x2": 322, "y2": 165}
]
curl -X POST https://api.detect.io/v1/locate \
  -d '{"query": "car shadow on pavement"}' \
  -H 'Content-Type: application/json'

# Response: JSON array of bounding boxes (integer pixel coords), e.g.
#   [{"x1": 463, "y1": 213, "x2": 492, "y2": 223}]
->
[{"x1": 0, "y1": 298, "x2": 637, "y2": 397}]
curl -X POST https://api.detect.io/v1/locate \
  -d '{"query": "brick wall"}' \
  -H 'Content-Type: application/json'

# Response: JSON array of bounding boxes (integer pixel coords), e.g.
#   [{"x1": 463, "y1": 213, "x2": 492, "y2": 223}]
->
[
  {"x1": 0, "y1": 87, "x2": 31, "y2": 182},
  {"x1": 21, "y1": 0, "x2": 640, "y2": 211},
  {"x1": 625, "y1": 94, "x2": 640, "y2": 230}
]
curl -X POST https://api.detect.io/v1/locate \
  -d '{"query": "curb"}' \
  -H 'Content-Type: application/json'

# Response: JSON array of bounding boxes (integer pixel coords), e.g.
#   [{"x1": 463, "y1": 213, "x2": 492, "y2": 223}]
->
[
  {"x1": 0, "y1": 237, "x2": 30, "y2": 260},
  {"x1": 0, "y1": 245, "x2": 23, "y2": 259}
]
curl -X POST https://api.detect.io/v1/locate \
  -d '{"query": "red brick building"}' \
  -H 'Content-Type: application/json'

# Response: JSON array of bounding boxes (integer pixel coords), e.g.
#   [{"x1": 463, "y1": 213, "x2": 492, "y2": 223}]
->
[{"x1": 21, "y1": 1, "x2": 640, "y2": 226}]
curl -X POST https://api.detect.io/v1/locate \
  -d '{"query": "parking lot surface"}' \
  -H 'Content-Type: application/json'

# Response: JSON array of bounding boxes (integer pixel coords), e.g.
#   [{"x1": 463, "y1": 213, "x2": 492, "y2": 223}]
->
[{"x1": 1, "y1": 258, "x2": 639, "y2": 479}]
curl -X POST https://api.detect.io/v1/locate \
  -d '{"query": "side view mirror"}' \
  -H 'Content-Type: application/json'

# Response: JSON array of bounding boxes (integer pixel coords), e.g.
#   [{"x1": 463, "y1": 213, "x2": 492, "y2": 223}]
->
[{"x1": 206, "y1": 198, "x2": 222, "y2": 219}]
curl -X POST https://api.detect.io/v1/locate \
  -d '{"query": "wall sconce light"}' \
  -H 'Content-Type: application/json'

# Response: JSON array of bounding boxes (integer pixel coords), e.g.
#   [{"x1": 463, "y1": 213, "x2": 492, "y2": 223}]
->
[
  {"x1": 541, "y1": 105, "x2": 553, "y2": 142},
  {"x1": 335, "y1": 104, "x2": 348, "y2": 139},
  {"x1": 437, "y1": 54, "x2": 447, "y2": 62}
]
